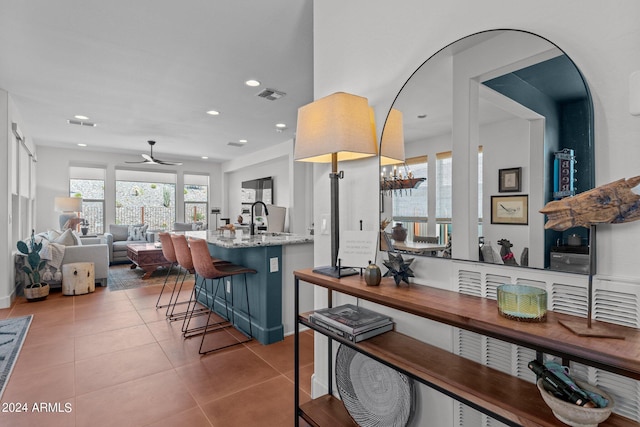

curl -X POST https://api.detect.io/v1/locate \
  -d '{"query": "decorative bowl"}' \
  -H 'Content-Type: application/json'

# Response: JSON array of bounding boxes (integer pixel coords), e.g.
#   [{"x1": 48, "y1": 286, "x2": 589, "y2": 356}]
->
[
  {"x1": 537, "y1": 378, "x2": 614, "y2": 427},
  {"x1": 497, "y1": 284, "x2": 547, "y2": 322}
]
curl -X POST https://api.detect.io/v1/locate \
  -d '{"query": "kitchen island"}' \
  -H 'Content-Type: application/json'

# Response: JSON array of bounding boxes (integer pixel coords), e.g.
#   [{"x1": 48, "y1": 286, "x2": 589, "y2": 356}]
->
[{"x1": 185, "y1": 230, "x2": 314, "y2": 344}]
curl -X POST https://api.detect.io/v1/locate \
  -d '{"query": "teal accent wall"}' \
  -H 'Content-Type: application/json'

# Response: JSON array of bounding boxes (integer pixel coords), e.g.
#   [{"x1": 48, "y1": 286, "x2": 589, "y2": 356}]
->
[{"x1": 197, "y1": 243, "x2": 284, "y2": 345}]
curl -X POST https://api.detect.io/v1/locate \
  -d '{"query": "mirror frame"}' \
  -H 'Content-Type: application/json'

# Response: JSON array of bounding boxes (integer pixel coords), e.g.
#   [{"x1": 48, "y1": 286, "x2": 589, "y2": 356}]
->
[{"x1": 379, "y1": 29, "x2": 594, "y2": 274}]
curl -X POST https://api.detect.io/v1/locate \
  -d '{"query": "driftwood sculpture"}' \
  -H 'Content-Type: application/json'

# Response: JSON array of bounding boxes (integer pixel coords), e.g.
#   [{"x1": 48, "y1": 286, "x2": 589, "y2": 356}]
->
[
  {"x1": 540, "y1": 176, "x2": 640, "y2": 231},
  {"x1": 497, "y1": 239, "x2": 518, "y2": 265}
]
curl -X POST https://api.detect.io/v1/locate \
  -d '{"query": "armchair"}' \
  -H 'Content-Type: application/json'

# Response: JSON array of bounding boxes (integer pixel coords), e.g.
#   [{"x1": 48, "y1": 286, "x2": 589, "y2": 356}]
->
[{"x1": 103, "y1": 224, "x2": 155, "y2": 264}]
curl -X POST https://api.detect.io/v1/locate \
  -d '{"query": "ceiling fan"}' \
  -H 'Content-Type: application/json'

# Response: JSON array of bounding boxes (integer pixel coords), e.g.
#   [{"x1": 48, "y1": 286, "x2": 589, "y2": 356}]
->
[{"x1": 126, "y1": 140, "x2": 182, "y2": 166}]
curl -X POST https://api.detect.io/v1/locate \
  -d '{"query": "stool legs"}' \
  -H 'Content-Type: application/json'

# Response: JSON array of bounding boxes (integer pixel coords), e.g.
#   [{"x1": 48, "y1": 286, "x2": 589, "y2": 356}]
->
[
  {"x1": 197, "y1": 274, "x2": 253, "y2": 355},
  {"x1": 155, "y1": 261, "x2": 177, "y2": 309}
]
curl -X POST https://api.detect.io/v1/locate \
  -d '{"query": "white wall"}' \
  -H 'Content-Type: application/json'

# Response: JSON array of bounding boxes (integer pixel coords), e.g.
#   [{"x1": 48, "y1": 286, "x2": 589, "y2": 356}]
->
[
  {"x1": 314, "y1": 0, "x2": 640, "y2": 278},
  {"x1": 221, "y1": 139, "x2": 313, "y2": 235},
  {"x1": 312, "y1": 1, "x2": 640, "y2": 424},
  {"x1": 35, "y1": 146, "x2": 223, "y2": 232}
]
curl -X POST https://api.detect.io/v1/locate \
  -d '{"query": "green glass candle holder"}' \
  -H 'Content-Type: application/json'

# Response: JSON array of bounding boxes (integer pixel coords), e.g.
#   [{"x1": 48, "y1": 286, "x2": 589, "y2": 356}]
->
[{"x1": 497, "y1": 284, "x2": 547, "y2": 322}]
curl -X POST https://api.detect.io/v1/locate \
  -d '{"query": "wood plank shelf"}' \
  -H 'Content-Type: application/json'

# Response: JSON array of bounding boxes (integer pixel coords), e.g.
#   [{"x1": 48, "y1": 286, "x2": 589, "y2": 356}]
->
[
  {"x1": 295, "y1": 268, "x2": 640, "y2": 380},
  {"x1": 294, "y1": 268, "x2": 640, "y2": 427}
]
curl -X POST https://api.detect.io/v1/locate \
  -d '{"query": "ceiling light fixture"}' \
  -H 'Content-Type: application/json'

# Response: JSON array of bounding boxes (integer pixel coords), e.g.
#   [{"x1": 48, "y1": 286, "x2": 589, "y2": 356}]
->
[
  {"x1": 77, "y1": 143, "x2": 87, "y2": 147},
  {"x1": 74, "y1": 115, "x2": 89, "y2": 120},
  {"x1": 206, "y1": 110, "x2": 220, "y2": 116},
  {"x1": 239, "y1": 139, "x2": 248, "y2": 143},
  {"x1": 201, "y1": 156, "x2": 209, "y2": 159},
  {"x1": 245, "y1": 79, "x2": 261, "y2": 87}
]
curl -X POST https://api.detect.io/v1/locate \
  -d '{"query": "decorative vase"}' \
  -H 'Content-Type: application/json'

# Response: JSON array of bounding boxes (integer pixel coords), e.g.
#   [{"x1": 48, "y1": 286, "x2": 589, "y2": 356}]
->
[
  {"x1": 364, "y1": 263, "x2": 382, "y2": 286},
  {"x1": 81, "y1": 227, "x2": 89, "y2": 236},
  {"x1": 391, "y1": 223, "x2": 407, "y2": 242}
]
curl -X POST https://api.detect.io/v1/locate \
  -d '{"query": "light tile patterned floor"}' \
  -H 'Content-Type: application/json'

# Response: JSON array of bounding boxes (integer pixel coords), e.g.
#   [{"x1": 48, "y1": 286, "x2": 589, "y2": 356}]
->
[{"x1": 0, "y1": 268, "x2": 313, "y2": 427}]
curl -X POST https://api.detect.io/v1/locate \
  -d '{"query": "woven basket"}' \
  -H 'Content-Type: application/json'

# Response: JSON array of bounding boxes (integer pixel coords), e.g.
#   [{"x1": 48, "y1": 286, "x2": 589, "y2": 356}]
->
[{"x1": 24, "y1": 283, "x2": 50, "y2": 301}]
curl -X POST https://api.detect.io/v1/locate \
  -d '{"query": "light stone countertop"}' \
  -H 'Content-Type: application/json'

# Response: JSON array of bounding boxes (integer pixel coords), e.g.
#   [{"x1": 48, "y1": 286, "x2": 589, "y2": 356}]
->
[{"x1": 184, "y1": 230, "x2": 314, "y2": 249}]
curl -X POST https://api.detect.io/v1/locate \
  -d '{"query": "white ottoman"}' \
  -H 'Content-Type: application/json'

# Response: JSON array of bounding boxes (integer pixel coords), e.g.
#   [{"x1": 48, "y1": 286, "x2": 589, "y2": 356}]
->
[{"x1": 62, "y1": 262, "x2": 95, "y2": 295}]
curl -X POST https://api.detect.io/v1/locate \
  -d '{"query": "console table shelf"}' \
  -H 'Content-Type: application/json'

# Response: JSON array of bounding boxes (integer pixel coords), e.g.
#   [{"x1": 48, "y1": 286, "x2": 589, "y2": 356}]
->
[{"x1": 294, "y1": 268, "x2": 640, "y2": 427}]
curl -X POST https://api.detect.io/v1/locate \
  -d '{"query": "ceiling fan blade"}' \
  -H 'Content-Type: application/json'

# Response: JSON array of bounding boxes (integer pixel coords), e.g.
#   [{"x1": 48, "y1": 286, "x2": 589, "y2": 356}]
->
[
  {"x1": 155, "y1": 159, "x2": 183, "y2": 166},
  {"x1": 142, "y1": 154, "x2": 154, "y2": 162},
  {"x1": 124, "y1": 160, "x2": 151, "y2": 164}
]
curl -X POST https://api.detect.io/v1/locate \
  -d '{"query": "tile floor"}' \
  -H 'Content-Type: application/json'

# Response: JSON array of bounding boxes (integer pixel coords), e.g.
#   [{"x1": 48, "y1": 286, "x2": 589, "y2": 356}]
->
[{"x1": 0, "y1": 271, "x2": 314, "y2": 426}]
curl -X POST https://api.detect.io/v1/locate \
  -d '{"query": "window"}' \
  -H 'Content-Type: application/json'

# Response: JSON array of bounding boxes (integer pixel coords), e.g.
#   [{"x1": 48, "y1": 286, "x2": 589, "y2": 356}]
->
[
  {"x1": 391, "y1": 156, "x2": 428, "y2": 219},
  {"x1": 184, "y1": 174, "x2": 209, "y2": 228},
  {"x1": 70, "y1": 167, "x2": 105, "y2": 234},
  {"x1": 436, "y1": 151, "x2": 452, "y2": 220},
  {"x1": 115, "y1": 170, "x2": 176, "y2": 230}
]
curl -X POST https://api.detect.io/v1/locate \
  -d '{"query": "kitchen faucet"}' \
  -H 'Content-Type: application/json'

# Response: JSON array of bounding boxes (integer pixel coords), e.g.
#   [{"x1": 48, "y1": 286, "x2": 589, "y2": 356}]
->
[{"x1": 250, "y1": 201, "x2": 269, "y2": 235}]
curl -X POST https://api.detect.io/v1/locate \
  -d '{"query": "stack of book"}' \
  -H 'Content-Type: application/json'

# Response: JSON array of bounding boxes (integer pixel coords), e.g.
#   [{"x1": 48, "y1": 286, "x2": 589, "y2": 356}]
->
[{"x1": 309, "y1": 304, "x2": 394, "y2": 342}]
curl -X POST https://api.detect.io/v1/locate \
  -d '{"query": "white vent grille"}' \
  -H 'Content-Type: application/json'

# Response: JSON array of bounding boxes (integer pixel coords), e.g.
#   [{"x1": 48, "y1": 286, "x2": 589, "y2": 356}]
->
[
  {"x1": 595, "y1": 370, "x2": 640, "y2": 421},
  {"x1": 485, "y1": 274, "x2": 510, "y2": 299},
  {"x1": 256, "y1": 88, "x2": 286, "y2": 101},
  {"x1": 451, "y1": 261, "x2": 640, "y2": 423},
  {"x1": 67, "y1": 119, "x2": 96, "y2": 127},
  {"x1": 551, "y1": 283, "x2": 588, "y2": 316},
  {"x1": 458, "y1": 270, "x2": 481, "y2": 296},
  {"x1": 594, "y1": 287, "x2": 640, "y2": 328},
  {"x1": 227, "y1": 141, "x2": 246, "y2": 147}
]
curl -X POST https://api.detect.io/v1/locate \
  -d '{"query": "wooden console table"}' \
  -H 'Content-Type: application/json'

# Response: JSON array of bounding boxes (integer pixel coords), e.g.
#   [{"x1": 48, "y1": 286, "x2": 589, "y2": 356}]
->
[
  {"x1": 126, "y1": 243, "x2": 170, "y2": 279},
  {"x1": 294, "y1": 268, "x2": 640, "y2": 427}
]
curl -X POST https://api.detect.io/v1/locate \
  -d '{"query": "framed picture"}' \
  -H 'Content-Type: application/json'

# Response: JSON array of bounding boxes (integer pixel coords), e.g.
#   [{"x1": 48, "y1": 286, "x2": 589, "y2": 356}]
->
[
  {"x1": 491, "y1": 195, "x2": 528, "y2": 225},
  {"x1": 499, "y1": 167, "x2": 521, "y2": 192}
]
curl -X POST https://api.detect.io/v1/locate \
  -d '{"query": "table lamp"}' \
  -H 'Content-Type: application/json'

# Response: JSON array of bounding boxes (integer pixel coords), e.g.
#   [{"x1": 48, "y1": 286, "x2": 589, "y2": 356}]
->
[
  {"x1": 295, "y1": 92, "x2": 377, "y2": 277},
  {"x1": 54, "y1": 196, "x2": 83, "y2": 230}
]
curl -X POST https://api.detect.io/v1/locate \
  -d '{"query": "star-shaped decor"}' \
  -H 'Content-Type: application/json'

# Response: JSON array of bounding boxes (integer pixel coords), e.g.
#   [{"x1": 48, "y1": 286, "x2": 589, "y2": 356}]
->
[{"x1": 382, "y1": 252, "x2": 415, "y2": 286}]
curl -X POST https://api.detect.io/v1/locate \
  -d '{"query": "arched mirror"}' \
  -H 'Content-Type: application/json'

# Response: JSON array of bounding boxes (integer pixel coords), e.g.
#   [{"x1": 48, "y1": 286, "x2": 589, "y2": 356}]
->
[{"x1": 380, "y1": 30, "x2": 594, "y2": 273}]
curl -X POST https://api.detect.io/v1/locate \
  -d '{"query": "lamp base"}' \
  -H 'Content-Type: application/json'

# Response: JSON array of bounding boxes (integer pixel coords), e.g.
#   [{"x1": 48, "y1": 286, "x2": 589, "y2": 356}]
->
[
  {"x1": 558, "y1": 319, "x2": 626, "y2": 339},
  {"x1": 312, "y1": 266, "x2": 359, "y2": 278}
]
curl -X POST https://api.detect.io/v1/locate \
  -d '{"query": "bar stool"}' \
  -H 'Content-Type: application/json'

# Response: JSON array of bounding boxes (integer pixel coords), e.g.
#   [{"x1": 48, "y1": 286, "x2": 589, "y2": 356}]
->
[
  {"x1": 168, "y1": 234, "x2": 230, "y2": 323},
  {"x1": 155, "y1": 232, "x2": 178, "y2": 309},
  {"x1": 187, "y1": 238, "x2": 256, "y2": 354}
]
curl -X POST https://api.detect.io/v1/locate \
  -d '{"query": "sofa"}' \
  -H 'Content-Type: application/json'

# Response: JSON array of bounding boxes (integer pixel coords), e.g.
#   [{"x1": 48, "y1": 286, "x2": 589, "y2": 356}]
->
[
  {"x1": 103, "y1": 224, "x2": 155, "y2": 264},
  {"x1": 15, "y1": 229, "x2": 109, "y2": 288}
]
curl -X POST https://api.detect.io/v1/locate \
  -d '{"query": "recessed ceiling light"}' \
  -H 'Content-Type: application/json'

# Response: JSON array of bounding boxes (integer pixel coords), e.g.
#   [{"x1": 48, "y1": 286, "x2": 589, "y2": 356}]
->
[
  {"x1": 245, "y1": 79, "x2": 261, "y2": 87},
  {"x1": 77, "y1": 143, "x2": 87, "y2": 147},
  {"x1": 74, "y1": 115, "x2": 89, "y2": 120},
  {"x1": 239, "y1": 139, "x2": 248, "y2": 143},
  {"x1": 206, "y1": 110, "x2": 220, "y2": 116},
  {"x1": 201, "y1": 156, "x2": 209, "y2": 160},
  {"x1": 276, "y1": 123, "x2": 287, "y2": 128}
]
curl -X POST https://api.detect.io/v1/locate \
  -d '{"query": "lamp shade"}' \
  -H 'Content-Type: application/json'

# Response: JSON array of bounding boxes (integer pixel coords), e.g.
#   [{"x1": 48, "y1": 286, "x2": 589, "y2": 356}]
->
[
  {"x1": 294, "y1": 92, "x2": 377, "y2": 163},
  {"x1": 54, "y1": 196, "x2": 82, "y2": 212},
  {"x1": 380, "y1": 108, "x2": 405, "y2": 165}
]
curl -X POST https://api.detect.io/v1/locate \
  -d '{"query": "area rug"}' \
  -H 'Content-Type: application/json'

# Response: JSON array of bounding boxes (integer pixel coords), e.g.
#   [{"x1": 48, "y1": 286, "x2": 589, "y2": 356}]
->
[
  {"x1": 0, "y1": 315, "x2": 33, "y2": 399},
  {"x1": 107, "y1": 264, "x2": 182, "y2": 291}
]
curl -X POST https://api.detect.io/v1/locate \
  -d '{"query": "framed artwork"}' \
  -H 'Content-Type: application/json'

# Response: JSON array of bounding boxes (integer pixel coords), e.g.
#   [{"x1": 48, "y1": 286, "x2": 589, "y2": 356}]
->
[
  {"x1": 491, "y1": 195, "x2": 528, "y2": 225},
  {"x1": 499, "y1": 167, "x2": 522, "y2": 192}
]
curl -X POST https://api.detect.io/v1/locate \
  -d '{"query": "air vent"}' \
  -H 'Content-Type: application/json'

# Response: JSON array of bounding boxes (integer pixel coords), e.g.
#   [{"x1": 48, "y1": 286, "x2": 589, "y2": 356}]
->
[
  {"x1": 227, "y1": 141, "x2": 246, "y2": 147},
  {"x1": 67, "y1": 119, "x2": 96, "y2": 127},
  {"x1": 256, "y1": 88, "x2": 286, "y2": 101}
]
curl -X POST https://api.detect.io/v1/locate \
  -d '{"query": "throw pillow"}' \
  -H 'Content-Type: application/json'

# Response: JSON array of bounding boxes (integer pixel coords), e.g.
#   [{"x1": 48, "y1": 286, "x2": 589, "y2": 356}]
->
[
  {"x1": 53, "y1": 229, "x2": 77, "y2": 246},
  {"x1": 71, "y1": 230, "x2": 83, "y2": 246},
  {"x1": 47, "y1": 229, "x2": 62, "y2": 241},
  {"x1": 192, "y1": 222, "x2": 204, "y2": 231},
  {"x1": 127, "y1": 224, "x2": 148, "y2": 241}
]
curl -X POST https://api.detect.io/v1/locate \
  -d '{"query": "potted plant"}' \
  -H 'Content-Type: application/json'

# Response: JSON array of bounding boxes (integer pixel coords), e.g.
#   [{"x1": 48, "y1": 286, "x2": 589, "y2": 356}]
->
[{"x1": 17, "y1": 229, "x2": 49, "y2": 301}]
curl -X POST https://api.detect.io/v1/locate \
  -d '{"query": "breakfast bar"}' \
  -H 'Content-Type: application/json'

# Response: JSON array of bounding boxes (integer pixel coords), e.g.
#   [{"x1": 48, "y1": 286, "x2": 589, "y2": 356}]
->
[{"x1": 186, "y1": 230, "x2": 314, "y2": 345}]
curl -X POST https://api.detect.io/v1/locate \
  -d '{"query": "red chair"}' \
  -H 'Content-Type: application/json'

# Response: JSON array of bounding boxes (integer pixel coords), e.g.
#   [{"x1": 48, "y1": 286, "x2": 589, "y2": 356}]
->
[{"x1": 187, "y1": 238, "x2": 256, "y2": 354}]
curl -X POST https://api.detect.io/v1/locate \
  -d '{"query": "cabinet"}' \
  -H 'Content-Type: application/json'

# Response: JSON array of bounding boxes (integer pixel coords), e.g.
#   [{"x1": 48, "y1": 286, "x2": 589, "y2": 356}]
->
[{"x1": 294, "y1": 268, "x2": 640, "y2": 427}]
